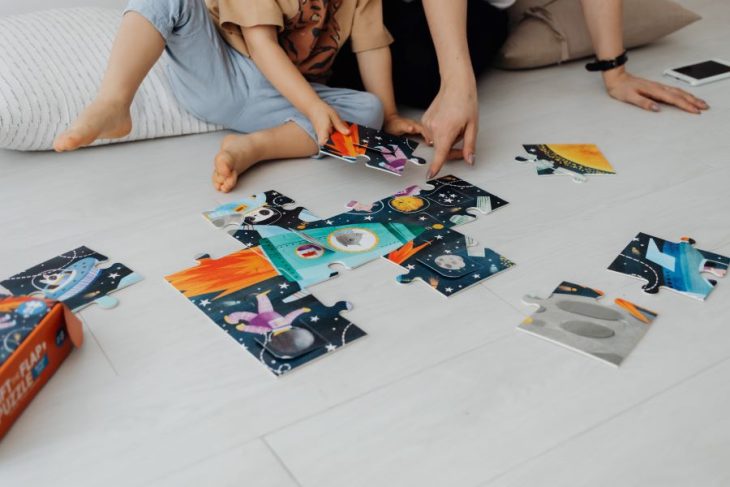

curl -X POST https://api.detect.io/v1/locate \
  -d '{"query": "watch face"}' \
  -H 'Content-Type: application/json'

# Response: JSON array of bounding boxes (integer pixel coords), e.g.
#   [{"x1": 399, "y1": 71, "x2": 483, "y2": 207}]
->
[{"x1": 675, "y1": 61, "x2": 730, "y2": 80}]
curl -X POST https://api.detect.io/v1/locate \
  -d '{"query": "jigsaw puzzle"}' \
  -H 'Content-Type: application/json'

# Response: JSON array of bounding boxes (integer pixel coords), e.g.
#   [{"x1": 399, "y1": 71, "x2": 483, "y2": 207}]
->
[
  {"x1": 165, "y1": 248, "x2": 365, "y2": 376},
  {"x1": 608, "y1": 232, "x2": 729, "y2": 301},
  {"x1": 200, "y1": 175, "x2": 514, "y2": 297},
  {"x1": 515, "y1": 144, "x2": 615, "y2": 183},
  {"x1": 320, "y1": 122, "x2": 427, "y2": 176},
  {"x1": 518, "y1": 282, "x2": 657, "y2": 366},
  {"x1": 0, "y1": 247, "x2": 143, "y2": 312},
  {"x1": 387, "y1": 228, "x2": 514, "y2": 297},
  {"x1": 0, "y1": 295, "x2": 53, "y2": 366}
]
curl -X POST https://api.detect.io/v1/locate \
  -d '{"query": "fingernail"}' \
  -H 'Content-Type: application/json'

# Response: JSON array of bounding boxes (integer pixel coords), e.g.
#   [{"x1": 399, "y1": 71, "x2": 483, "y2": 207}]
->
[
  {"x1": 651, "y1": 104, "x2": 660, "y2": 112},
  {"x1": 467, "y1": 153, "x2": 476, "y2": 165}
]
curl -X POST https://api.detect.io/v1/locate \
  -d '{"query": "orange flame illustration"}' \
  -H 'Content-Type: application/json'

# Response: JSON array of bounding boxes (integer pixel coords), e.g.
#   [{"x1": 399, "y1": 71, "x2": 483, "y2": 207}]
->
[
  {"x1": 166, "y1": 248, "x2": 279, "y2": 299},
  {"x1": 325, "y1": 123, "x2": 365, "y2": 158},
  {"x1": 614, "y1": 298, "x2": 654, "y2": 324},
  {"x1": 387, "y1": 240, "x2": 431, "y2": 265},
  {"x1": 0, "y1": 295, "x2": 47, "y2": 313}
]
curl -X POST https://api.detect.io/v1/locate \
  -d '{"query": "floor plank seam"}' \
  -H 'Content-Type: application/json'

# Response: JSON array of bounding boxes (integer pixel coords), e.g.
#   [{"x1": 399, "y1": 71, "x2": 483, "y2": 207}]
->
[
  {"x1": 262, "y1": 436, "x2": 304, "y2": 487},
  {"x1": 474, "y1": 352, "x2": 730, "y2": 487}
]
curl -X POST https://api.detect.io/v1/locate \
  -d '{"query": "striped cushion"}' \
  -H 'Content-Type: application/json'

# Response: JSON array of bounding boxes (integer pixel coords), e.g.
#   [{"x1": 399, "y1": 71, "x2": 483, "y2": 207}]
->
[{"x1": 0, "y1": 8, "x2": 221, "y2": 151}]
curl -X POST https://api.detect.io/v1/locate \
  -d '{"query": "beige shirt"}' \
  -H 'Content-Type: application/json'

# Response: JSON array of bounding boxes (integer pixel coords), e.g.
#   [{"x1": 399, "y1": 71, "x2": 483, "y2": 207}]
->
[{"x1": 206, "y1": 0, "x2": 393, "y2": 81}]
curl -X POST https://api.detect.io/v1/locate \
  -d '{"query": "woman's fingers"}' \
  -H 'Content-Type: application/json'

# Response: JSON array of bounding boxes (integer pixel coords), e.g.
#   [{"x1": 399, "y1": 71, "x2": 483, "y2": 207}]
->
[
  {"x1": 642, "y1": 84, "x2": 701, "y2": 114},
  {"x1": 625, "y1": 90, "x2": 660, "y2": 112}
]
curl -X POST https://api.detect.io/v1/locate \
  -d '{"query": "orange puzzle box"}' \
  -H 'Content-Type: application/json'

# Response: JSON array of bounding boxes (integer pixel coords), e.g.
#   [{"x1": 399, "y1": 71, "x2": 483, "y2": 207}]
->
[{"x1": 0, "y1": 295, "x2": 83, "y2": 440}]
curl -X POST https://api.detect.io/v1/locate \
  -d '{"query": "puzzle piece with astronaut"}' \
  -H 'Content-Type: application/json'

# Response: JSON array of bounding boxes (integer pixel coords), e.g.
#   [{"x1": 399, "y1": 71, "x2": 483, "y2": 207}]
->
[
  {"x1": 320, "y1": 122, "x2": 427, "y2": 176},
  {"x1": 164, "y1": 248, "x2": 365, "y2": 376}
]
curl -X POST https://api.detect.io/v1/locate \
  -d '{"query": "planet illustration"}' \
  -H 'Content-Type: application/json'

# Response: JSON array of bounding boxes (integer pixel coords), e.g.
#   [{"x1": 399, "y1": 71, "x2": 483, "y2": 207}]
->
[{"x1": 390, "y1": 196, "x2": 426, "y2": 213}]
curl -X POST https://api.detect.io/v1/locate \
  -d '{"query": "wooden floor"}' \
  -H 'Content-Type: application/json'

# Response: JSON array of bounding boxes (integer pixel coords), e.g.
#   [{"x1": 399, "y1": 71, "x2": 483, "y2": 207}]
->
[{"x1": 1, "y1": 1, "x2": 728, "y2": 485}]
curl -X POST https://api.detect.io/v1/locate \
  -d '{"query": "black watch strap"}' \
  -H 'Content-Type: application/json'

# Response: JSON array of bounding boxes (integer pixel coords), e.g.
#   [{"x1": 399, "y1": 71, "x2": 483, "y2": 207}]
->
[{"x1": 585, "y1": 51, "x2": 628, "y2": 72}]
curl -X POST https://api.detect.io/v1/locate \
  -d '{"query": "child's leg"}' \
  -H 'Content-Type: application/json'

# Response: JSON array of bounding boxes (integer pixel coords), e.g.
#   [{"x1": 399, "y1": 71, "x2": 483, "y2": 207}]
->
[
  {"x1": 213, "y1": 123, "x2": 318, "y2": 193},
  {"x1": 55, "y1": 0, "x2": 244, "y2": 152},
  {"x1": 53, "y1": 12, "x2": 164, "y2": 151}
]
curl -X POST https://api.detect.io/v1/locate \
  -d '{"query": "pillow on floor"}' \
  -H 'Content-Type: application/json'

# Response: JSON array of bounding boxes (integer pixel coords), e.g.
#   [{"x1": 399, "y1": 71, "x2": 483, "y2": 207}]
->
[
  {"x1": 0, "y1": 8, "x2": 221, "y2": 151},
  {"x1": 498, "y1": 0, "x2": 701, "y2": 69}
]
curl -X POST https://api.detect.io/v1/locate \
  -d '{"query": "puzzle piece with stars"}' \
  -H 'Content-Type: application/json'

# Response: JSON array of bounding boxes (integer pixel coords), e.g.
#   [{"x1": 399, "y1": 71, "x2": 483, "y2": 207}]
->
[
  {"x1": 518, "y1": 281, "x2": 657, "y2": 367},
  {"x1": 0, "y1": 247, "x2": 143, "y2": 312},
  {"x1": 608, "y1": 232, "x2": 729, "y2": 301},
  {"x1": 387, "y1": 228, "x2": 514, "y2": 297},
  {"x1": 164, "y1": 248, "x2": 365, "y2": 376},
  {"x1": 320, "y1": 122, "x2": 427, "y2": 176}
]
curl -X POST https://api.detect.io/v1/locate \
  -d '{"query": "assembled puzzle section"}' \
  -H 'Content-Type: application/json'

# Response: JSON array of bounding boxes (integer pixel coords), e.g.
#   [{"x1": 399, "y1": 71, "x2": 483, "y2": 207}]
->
[
  {"x1": 515, "y1": 144, "x2": 615, "y2": 183},
  {"x1": 518, "y1": 281, "x2": 657, "y2": 366},
  {"x1": 165, "y1": 248, "x2": 366, "y2": 376},
  {"x1": 0, "y1": 247, "x2": 143, "y2": 312},
  {"x1": 387, "y1": 228, "x2": 514, "y2": 297},
  {"x1": 608, "y1": 232, "x2": 729, "y2": 301},
  {"x1": 320, "y1": 122, "x2": 427, "y2": 176}
]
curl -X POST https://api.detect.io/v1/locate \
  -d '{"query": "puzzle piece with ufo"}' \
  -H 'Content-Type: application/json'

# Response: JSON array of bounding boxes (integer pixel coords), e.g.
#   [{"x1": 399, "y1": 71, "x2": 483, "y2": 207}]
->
[
  {"x1": 518, "y1": 281, "x2": 657, "y2": 366},
  {"x1": 0, "y1": 247, "x2": 143, "y2": 312},
  {"x1": 164, "y1": 248, "x2": 365, "y2": 376},
  {"x1": 515, "y1": 144, "x2": 616, "y2": 183},
  {"x1": 320, "y1": 122, "x2": 427, "y2": 176},
  {"x1": 608, "y1": 232, "x2": 729, "y2": 301}
]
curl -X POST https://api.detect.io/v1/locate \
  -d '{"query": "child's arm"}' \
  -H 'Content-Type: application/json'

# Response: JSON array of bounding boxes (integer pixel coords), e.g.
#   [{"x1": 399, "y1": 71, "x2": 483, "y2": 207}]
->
[
  {"x1": 355, "y1": 46, "x2": 426, "y2": 138},
  {"x1": 242, "y1": 25, "x2": 349, "y2": 145}
]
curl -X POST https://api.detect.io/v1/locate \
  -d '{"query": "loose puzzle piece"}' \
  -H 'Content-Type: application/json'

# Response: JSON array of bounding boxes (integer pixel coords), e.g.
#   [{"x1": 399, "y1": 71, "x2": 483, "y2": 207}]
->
[
  {"x1": 0, "y1": 247, "x2": 143, "y2": 312},
  {"x1": 515, "y1": 144, "x2": 615, "y2": 183},
  {"x1": 608, "y1": 232, "x2": 729, "y2": 301},
  {"x1": 0, "y1": 295, "x2": 54, "y2": 366},
  {"x1": 320, "y1": 122, "x2": 427, "y2": 176},
  {"x1": 518, "y1": 281, "x2": 657, "y2": 366},
  {"x1": 387, "y1": 228, "x2": 514, "y2": 297},
  {"x1": 165, "y1": 248, "x2": 365, "y2": 376}
]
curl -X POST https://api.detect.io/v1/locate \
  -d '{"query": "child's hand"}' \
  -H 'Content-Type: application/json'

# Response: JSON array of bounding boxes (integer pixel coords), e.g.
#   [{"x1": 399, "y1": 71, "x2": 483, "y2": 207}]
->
[
  {"x1": 306, "y1": 102, "x2": 350, "y2": 146},
  {"x1": 384, "y1": 114, "x2": 427, "y2": 139}
]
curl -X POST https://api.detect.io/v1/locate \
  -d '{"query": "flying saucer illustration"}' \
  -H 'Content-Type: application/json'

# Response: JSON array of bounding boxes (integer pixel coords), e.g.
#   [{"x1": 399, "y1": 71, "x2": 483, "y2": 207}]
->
[{"x1": 32, "y1": 257, "x2": 101, "y2": 301}]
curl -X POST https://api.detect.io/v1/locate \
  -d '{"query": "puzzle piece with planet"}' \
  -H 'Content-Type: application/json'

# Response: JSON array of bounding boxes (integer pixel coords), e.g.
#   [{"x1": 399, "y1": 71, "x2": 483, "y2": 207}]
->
[
  {"x1": 608, "y1": 232, "x2": 729, "y2": 301},
  {"x1": 515, "y1": 144, "x2": 615, "y2": 183},
  {"x1": 0, "y1": 247, "x2": 143, "y2": 312},
  {"x1": 164, "y1": 248, "x2": 365, "y2": 376},
  {"x1": 518, "y1": 281, "x2": 657, "y2": 366}
]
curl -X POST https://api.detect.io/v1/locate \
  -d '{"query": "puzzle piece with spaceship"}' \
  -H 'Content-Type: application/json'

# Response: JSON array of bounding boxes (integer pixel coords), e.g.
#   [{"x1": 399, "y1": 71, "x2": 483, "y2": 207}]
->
[
  {"x1": 387, "y1": 228, "x2": 514, "y2": 297},
  {"x1": 320, "y1": 122, "x2": 427, "y2": 176},
  {"x1": 515, "y1": 144, "x2": 615, "y2": 183},
  {"x1": 164, "y1": 248, "x2": 365, "y2": 376},
  {"x1": 202, "y1": 175, "x2": 514, "y2": 292},
  {"x1": 518, "y1": 281, "x2": 657, "y2": 366},
  {"x1": 0, "y1": 247, "x2": 143, "y2": 312},
  {"x1": 608, "y1": 232, "x2": 729, "y2": 301}
]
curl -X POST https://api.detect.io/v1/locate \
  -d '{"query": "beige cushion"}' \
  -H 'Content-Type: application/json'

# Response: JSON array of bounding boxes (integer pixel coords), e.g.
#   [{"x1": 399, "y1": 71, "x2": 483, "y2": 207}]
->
[{"x1": 497, "y1": 0, "x2": 701, "y2": 70}]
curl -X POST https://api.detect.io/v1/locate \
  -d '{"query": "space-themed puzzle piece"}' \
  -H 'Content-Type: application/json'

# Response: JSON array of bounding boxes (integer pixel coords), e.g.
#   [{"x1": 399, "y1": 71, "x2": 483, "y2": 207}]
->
[
  {"x1": 0, "y1": 295, "x2": 55, "y2": 366},
  {"x1": 320, "y1": 122, "x2": 427, "y2": 176},
  {"x1": 0, "y1": 247, "x2": 143, "y2": 312},
  {"x1": 387, "y1": 228, "x2": 514, "y2": 297},
  {"x1": 518, "y1": 281, "x2": 657, "y2": 366},
  {"x1": 608, "y1": 232, "x2": 729, "y2": 301},
  {"x1": 515, "y1": 144, "x2": 615, "y2": 183},
  {"x1": 165, "y1": 248, "x2": 365, "y2": 376},
  {"x1": 203, "y1": 190, "x2": 321, "y2": 248}
]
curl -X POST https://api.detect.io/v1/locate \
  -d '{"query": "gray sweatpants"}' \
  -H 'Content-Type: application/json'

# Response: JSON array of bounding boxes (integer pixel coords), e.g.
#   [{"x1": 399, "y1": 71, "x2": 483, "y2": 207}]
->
[{"x1": 125, "y1": 0, "x2": 385, "y2": 142}]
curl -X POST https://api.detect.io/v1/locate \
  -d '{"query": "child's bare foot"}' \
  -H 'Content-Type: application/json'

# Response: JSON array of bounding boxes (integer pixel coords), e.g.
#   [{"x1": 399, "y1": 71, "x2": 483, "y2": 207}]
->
[
  {"x1": 212, "y1": 134, "x2": 262, "y2": 193},
  {"x1": 53, "y1": 99, "x2": 132, "y2": 152}
]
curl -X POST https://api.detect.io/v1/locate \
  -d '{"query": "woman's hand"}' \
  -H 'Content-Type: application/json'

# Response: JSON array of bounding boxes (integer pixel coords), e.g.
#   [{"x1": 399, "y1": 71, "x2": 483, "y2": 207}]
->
[
  {"x1": 603, "y1": 67, "x2": 709, "y2": 114},
  {"x1": 305, "y1": 101, "x2": 350, "y2": 146},
  {"x1": 421, "y1": 74, "x2": 479, "y2": 178},
  {"x1": 383, "y1": 114, "x2": 427, "y2": 138}
]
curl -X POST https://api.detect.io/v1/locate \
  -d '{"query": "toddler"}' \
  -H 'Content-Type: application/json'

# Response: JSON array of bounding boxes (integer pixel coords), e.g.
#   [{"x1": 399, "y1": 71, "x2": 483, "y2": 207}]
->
[{"x1": 54, "y1": 0, "x2": 424, "y2": 192}]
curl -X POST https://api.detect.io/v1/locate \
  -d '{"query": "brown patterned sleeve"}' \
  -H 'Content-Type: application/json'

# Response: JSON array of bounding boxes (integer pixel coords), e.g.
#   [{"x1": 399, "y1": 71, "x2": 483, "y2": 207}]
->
[
  {"x1": 350, "y1": 0, "x2": 394, "y2": 53},
  {"x1": 215, "y1": 0, "x2": 286, "y2": 31}
]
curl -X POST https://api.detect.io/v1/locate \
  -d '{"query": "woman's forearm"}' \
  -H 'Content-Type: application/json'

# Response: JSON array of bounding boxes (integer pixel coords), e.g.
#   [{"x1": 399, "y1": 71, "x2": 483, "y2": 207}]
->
[
  {"x1": 421, "y1": 0, "x2": 474, "y2": 86},
  {"x1": 580, "y1": 0, "x2": 625, "y2": 83}
]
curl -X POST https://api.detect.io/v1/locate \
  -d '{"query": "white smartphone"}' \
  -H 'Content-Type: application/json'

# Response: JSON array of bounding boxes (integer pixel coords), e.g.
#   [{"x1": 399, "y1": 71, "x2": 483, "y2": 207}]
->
[{"x1": 663, "y1": 59, "x2": 730, "y2": 86}]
